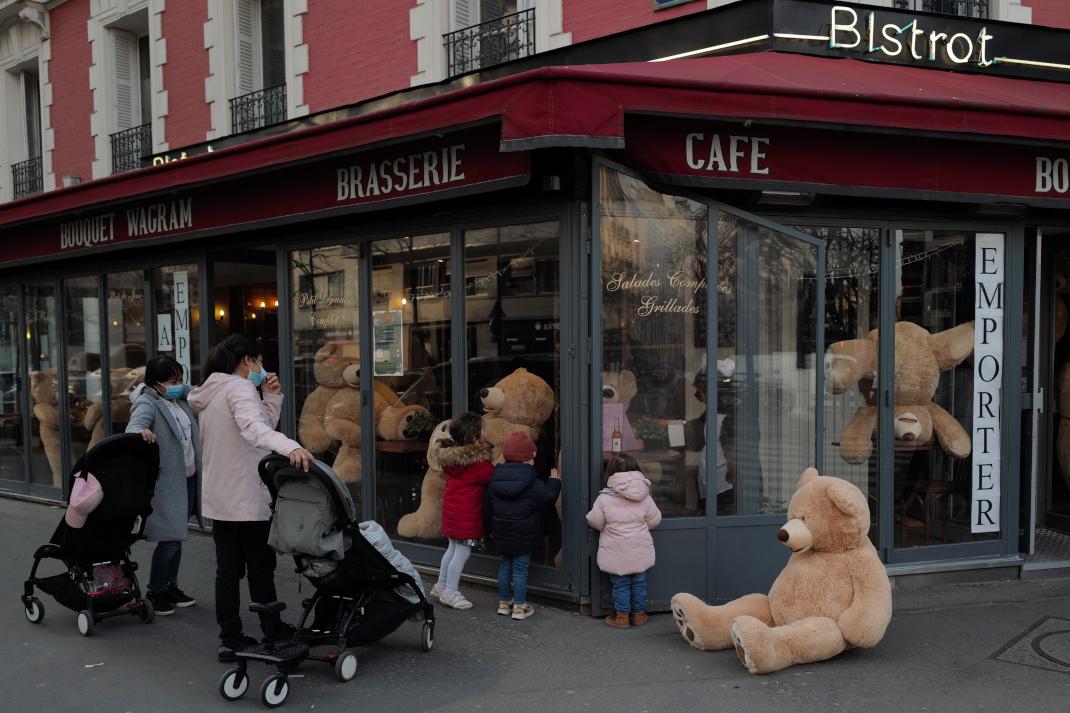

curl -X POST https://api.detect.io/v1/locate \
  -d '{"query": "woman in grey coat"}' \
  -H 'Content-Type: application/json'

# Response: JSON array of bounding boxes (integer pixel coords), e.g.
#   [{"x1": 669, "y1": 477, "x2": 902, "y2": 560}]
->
[{"x1": 127, "y1": 355, "x2": 202, "y2": 616}]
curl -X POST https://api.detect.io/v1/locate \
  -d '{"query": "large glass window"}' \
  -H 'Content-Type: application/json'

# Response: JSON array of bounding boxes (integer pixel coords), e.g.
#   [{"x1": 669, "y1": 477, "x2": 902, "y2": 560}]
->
[
  {"x1": 893, "y1": 230, "x2": 1001, "y2": 547},
  {"x1": 371, "y1": 234, "x2": 452, "y2": 540},
  {"x1": 106, "y1": 271, "x2": 148, "y2": 438},
  {"x1": 718, "y1": 216, "x2": 819, "y2": 515},
  {"x1": 466, "y1": 221, "x2": 561, "y2": 565},
  {"x1": 799, "y1": 226, "x2": 881, "y2": 543},
  {"x1": 152, "y1": 265, "x2": 199, "y2": 384},
  {"x1": 600, "y1": 168, "x2": 708, "y2": 519},
  {"x1": 63, "y1": 276, "x2": 102, "y2": 468},
  {"x1": 25, "y1": 283, "x2": 60, "y2": 489},
  {"x1": 290, "y1": 245, "x2": 360, "y2": 500},
  {"x1": 0, "y1": 287, "x2": 21, "y2": 484},
  {"x1": 212, "y1": 251, "x2": 278, "y2": 371}
]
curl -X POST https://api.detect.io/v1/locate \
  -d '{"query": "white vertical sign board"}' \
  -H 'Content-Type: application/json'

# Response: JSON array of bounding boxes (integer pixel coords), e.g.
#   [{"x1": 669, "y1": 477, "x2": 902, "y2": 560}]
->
[
  {"x1": 173, "y1": 272, "x2": 191, "y2": 382},
  {"x1": 972, "y1": 233, "x2": 1003, "y2": 534}
]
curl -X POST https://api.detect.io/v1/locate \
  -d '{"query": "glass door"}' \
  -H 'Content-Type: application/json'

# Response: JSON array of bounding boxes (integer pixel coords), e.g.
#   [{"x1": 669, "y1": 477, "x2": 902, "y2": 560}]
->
[{"x1": 593, "y1": 162, "x2": 824, "y2": 611}]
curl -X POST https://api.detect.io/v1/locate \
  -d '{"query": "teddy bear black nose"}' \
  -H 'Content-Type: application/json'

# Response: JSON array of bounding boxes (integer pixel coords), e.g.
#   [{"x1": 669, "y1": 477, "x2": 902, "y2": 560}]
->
[
  {"x1": 777, "y1": 529, "x2": 789, "y2": 542},
  {"x1": 479, "y1": 388, "x2": 489, "y2": 399},
  {"x1": 602, "y1": 388, "x2": 615, "y2": 399}
]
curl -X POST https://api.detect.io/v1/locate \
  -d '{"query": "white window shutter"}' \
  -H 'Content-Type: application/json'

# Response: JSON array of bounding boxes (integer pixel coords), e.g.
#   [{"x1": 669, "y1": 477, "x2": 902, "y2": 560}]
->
[
  {"x1": 112, "y1": 29, "x2": 137, "y2": 130},
  {"x1": 452, "y1": 0, "x2": 478, "y2": 30},
  {"x1": 235, "y1": 0, "x2": 260, "y2": 95}
]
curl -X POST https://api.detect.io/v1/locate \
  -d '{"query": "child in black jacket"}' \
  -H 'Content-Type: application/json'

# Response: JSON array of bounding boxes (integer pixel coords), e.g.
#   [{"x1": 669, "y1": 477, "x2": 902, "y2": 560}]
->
[{"x1": 484, "y1": 432, "x2": 561, "y2": 620}]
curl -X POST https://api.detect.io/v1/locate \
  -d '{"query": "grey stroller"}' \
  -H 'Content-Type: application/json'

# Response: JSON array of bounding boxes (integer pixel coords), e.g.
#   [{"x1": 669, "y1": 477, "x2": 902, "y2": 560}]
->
[{"x1": 217, "y1": 455, "x2": 434, "y2": 708}]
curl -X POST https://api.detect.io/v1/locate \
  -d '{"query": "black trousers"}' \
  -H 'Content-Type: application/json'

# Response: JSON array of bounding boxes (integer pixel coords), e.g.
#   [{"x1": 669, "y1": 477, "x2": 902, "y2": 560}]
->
[{"x1": 212, "y1": 520, "x2": 283, "y2": 646}]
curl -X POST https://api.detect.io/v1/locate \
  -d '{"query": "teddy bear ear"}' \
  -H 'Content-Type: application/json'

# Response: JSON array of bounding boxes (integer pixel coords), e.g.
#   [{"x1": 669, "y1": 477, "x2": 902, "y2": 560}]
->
[
  {"x1": 827, "y1": 479, "x2": 865, "y2": 521},
  {"x1": 796, "y1": 467, "x2": 819, "y2": 490}
]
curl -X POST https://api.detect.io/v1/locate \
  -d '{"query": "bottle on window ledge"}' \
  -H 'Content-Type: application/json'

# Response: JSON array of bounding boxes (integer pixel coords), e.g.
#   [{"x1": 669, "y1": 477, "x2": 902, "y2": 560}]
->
[{"x1": 612, "y1": 417, "x2": 623, "y2": 453}]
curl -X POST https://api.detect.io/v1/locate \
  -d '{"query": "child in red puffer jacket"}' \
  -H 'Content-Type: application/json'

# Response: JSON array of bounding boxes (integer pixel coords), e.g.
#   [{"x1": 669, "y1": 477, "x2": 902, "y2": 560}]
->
[{"x1": 431, "y1": 411, "x2": 493, "y2": 610}]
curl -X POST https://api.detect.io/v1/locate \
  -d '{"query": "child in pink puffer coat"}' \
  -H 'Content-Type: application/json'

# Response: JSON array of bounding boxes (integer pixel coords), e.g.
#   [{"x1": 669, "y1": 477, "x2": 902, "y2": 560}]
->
[{"x1": 586, "y1": 453, "x2": 662, "y2": 629}]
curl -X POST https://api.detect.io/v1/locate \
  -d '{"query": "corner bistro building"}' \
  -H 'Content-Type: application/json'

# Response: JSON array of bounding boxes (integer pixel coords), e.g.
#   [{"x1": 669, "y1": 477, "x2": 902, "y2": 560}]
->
[{"x1": 4, "y1": 0, "x2": 1070, "y2": 613}]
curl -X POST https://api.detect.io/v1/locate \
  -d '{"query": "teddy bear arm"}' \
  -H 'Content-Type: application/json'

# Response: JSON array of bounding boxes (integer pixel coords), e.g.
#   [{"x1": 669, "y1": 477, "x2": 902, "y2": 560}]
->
[
  {"x1": 83, "y1": 401, "x2": 103, "y2": 430},
  {"x1": 927, "y1": 402, "x2": 971, "y2": 459},
  {"x1": 324, "y1": 418, "x2": 360, "y2": 447},
  {"x1": 839, "y1": 406, "x2": 878, "y2": 464},
  {"x1": 297, "y1": 386, "x2": 336, "y2": 453},
  {"x1": 838, "y1": 556, "x2": 893, "y2": 649}
]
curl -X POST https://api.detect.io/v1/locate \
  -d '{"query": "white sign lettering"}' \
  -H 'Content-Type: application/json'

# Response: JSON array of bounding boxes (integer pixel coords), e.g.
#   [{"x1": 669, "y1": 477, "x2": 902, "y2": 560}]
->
[
  {"x1": 830, "y1": 6, "x2": 993, "y2": 67},
  {"x1": 336, "y1": 145, "x2": 466, "y2": 202},
  {"x1": 59, "y1": 214, "x2": 116, "y2": 250},
  {"x1": 685, "y1": 133, "x2": 770, "y2": 175},
  {"x1": 1035, "y1": 156, "x2": 1070, "y2": 195},
  {"x1": 971, "y1": 233, "x2": 1004, "y2": 534},
  {"x1": 125, "y1": 199, "x2": 193, "y2": 238}
]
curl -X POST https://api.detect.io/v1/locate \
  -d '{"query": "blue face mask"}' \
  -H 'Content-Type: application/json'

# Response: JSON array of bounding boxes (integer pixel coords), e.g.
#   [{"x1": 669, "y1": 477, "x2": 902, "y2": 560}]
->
[
  {"x1": 247, "y1": 364, "x2": 266, "y2": 387},
  {"x1": 162, "y1": 385, "x2": 186, "y2": 400}
]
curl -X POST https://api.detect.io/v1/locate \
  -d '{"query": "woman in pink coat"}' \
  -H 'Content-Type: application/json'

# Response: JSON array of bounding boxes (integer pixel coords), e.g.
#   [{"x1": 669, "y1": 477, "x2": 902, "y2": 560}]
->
[
  {"x1": 188, "y1": 333, "x2": 314, "y2": 662},
  {"x1": 586, "y1": 453, "x2": 662, "y2": 630}
]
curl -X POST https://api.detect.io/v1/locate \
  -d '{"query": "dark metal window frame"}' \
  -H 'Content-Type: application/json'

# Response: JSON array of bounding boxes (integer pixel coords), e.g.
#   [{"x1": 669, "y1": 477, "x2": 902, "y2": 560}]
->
[
  {"x1": 110, "y1": 123, "x2": 152, "y2": 174},
  {"x1": 230, "y1": 83, "x2": 287, "y2": 135},
  {"x1": 444, "y1": 7, "x2": 535, "y2": 78}
]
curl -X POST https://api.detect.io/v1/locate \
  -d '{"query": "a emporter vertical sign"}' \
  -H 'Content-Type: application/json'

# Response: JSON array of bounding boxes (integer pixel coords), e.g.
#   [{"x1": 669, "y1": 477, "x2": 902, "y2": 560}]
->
[{"x1": 972, "y1": 233, "x2": 1004, "y2": 534}]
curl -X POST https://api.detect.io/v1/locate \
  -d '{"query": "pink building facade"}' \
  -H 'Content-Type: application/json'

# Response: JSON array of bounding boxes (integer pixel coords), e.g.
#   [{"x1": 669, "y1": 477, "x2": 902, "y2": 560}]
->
[{"x1": 0, "y1": 0, "x2": 1064, "y2": 202}]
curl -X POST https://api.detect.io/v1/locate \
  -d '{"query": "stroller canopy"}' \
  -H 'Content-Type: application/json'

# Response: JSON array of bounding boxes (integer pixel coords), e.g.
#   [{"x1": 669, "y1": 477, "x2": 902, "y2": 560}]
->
[{"x1": 260, "y1": 455, "x2": 358, "y2": 561}]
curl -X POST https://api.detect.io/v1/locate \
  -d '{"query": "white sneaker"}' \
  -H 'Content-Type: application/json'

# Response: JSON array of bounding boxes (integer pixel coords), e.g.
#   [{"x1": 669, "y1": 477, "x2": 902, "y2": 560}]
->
[
  {"x1": 511, "y1": 603, "x2": 534, "y2": 620},
  {"x1": 439, "y1": 590, "x2": 473, "y2": 610},
  {"x1": 497, "y1": 600, "x2": 513, "y2": 616},
  {"x1": 430, "y1": 583, "x2": 444, "y2": 599}
]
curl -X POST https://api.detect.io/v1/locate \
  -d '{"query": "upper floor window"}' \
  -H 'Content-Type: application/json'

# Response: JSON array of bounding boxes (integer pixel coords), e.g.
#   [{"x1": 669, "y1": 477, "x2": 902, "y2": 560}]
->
[
  {"x1": 445, "y1": 0, "x2": 535, "y2": 77},
  {"x1": 230, "y1": 0, "x2": 287, "y2": 134},
  {"x1": 892, "y1": 0, "x2": 989, "y2": 18},
  {"x1": 12, "y1": 65, "x2": 43, "y2": 198},
  {"x1": 110, "y1": 21, "x2": 152, "y2": 174}
]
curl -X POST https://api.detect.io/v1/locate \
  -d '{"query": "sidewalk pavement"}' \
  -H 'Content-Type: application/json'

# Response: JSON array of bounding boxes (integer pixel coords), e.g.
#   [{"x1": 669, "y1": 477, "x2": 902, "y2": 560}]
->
[{"x1": 2, "y1": 495, "x2": 1069, "y2": 713}]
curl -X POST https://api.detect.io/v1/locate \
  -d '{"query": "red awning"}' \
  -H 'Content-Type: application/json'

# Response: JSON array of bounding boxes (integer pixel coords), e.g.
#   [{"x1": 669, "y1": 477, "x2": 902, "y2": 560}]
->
[{"x1": 4, "y1": 51, "x2": 1070, "y2": 229}]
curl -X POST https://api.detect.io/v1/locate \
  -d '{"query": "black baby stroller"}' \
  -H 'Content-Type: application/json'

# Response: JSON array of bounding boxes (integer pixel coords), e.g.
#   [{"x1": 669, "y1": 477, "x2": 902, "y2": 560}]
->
[
  {"x1": 22, "y1": 433, "x2": 160, "y2": 636},
  {"x1": 217, "y1": 454, "x2": 434, "y2": 708}
]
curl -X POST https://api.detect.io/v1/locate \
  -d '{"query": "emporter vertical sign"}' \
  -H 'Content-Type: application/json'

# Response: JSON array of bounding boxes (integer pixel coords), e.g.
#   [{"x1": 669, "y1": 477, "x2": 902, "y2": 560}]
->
[{"x1": 972, "y1": 233, "x2": 1004, "y2": 534}]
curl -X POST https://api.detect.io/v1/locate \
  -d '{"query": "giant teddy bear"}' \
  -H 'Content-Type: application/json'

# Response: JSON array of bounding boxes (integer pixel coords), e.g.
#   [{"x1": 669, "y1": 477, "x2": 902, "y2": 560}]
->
[
  {"x1": 396, "y1": 420, "x2": 452, "y2": 539},
  {"x1": 480, "y1": 368, "x2": 556, "y2": 465},
  {"x1": 298, "y1": 341, "x2": 362, "y2": 455},
  {"x1": 325, "y1": 364, "x2": 430, "y2": 484},
  {"x1": 393, "y1": 368, "x2": 556, "y2": 539},
  {"x1": 29, "y1": 369, "x2": 63, "y2": 488},
  {"x1": 824, "y1": 321, "x2": 974, "y2": 464},
  {"x1": 671, "y1": 468, "x2": 892, "y2": 675}
]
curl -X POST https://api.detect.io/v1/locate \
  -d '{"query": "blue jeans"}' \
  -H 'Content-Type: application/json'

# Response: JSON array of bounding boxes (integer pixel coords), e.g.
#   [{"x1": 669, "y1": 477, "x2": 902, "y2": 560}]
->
[
  {"x1": 609, "y1": 572, "x2": 648, "y2": 613},
  {"x1": 148, "y1": 477, "x2": 196, "y2": 594},
  {"x1": 498, "y1": 554, "x2": 531, "y2": 604}
]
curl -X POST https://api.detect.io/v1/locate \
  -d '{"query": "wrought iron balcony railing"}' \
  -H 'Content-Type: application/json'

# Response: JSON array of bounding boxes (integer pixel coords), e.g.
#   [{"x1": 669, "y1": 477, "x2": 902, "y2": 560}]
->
[
  {"x1": 12, "y1": 156, "x2": 42, "y2": 198},
  {"x1": 892, "y1": 0, "x2": 989, "y2": 18},
  {"x1": 444, "y1": 8, "x2": 535, "y2": 78},
  {"x1": 230, "y1": 84, "x2": 287, "y2": 134},
  {"x1": 110, "y1": 123, "x2": 152, "y2": 174}
]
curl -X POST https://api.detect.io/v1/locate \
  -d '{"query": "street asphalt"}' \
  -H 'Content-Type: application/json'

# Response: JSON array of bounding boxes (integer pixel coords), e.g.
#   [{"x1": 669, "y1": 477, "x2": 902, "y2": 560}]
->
[{"x1": 2, "y1": 495, "x2": 1069, "y2": 713}]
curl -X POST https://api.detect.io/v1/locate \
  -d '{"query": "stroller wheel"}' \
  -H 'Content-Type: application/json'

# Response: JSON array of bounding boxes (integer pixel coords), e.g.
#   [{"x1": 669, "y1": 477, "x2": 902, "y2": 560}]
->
[
  {"x1": 137, "y1": 599, "x2": 154, "y2": 624},
  {"x1": 334, "y1": 650, "x2": 358, "y2": 682},
  {"x1": 260, "y1": 674, "x2": 289, "y2": 708},
  {"x1": 24, "y1": 597, "x2": 44, "y2": 624},
  {"x1": 76, "y1": 610, "x2": 94, "y2": 637},
  {"x1": 420, "y1": 621, "x2": 434, "y2": 652},
  {"x1": 219, "y1": 667, "x2": 249, "y2": 702}
]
